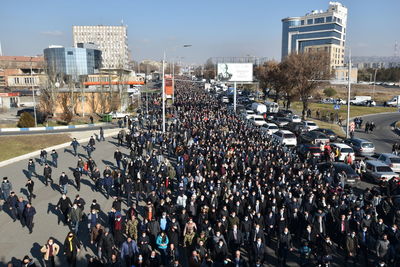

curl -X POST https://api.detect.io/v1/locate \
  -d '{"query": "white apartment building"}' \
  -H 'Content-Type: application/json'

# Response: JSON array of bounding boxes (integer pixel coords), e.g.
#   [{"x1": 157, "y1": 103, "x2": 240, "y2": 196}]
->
[{"x1": 73, "y1": 25, "x2": 129, "y2": 69}]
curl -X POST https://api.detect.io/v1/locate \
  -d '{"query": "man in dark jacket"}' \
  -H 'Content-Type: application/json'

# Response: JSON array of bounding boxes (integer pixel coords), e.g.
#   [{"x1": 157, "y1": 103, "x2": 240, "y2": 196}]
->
[
  {"x1": 277, "y1": 228, "x2": 293, "y2": 266},
  {"x1": 100, "y1": 228, "x2": 116, "y2": 263},
  {"x1": 227, "y1": 224, "x2": 243, "y2": 254},
  {"x1": 23, "y1": 202, "x2": 36, "y2": 234},
  {"x1": 73, "y1": 168, "x2": 81, "y2": 191},
  {"x1": 16, "y1": 196, "x2": 28, "y2": 226},
  {"x1": 56, "y1": 194, "x2": 73, "y2": 225},
  {"x1": 7, "y1": 191, "x2": 18, "y2": 221},
  {"x1": 59, "y1": 172, "x2": 69, "y2": 194},
  {"x1": 345, "y1": 231, "x2": 358, "y2": 266},
  {"x1": 114, "y1": 149, "x2": 123, "y2": 169},
  {"x1": 252, "y1": 237, "x2": 266, "y2": 265},
  {"x1": 43, "y1": 164, "x2": 53, "y2": 186}
]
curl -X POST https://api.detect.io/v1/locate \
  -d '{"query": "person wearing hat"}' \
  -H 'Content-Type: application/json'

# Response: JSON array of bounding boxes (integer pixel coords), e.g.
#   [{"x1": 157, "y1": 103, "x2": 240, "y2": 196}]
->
[
  {"x1": 64, "y1": 232, "x2": 80, "y2": 267},
  {"x1": 23, "y1": 202, "x2": 36, "y2": 234}
]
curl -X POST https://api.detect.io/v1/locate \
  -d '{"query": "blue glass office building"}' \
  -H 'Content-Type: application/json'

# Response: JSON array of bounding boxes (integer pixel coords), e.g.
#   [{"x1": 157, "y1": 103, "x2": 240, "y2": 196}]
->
[
  {"x1": 281, "y1": 2, "x2": 347, "y2": 68},
  {"x1": 44, "y1": 46, "x2": 102, "y2": 80}
]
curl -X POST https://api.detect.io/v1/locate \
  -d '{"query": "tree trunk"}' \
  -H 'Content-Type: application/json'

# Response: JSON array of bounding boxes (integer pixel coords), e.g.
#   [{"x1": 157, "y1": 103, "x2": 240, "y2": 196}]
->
[{"x1": 302, "y1": 99, "x2": 309, "y2": 120}]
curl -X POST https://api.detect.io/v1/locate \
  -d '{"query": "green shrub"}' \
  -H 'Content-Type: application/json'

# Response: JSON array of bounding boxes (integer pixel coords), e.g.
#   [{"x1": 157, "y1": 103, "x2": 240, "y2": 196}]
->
[
  {"x1": 323, "y1": 87, "x2": 337, "y2": 97},
  {"x1": 17, "y1": 112, "x2": 35, "y2": 128}
]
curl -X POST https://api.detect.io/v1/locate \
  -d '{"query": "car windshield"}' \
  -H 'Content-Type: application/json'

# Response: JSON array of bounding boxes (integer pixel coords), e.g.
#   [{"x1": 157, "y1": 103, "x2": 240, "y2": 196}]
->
[
  {"x1": 335, "y1": 165, "x2": 355, "y2": 174},
  {"x1": 341, "y1": 148, "x2": 353, "y2": 153},
  {"x1": 254, "y1": 118, "x2": 264, "y2": 121},
  {"x1": 362, "y1": 142, "x2": 374, "y2": 148},
  {"x1": 307, "y1": 122, "x2": 317, "y2": 126},
  {"x1": 283, "y1": 133, "x2": 296, "y2": 138},
  {"x1": 376, "y1": 166, "x2": 393, "y2": 172},
  {"x1": 389, "y1": 158, "x2": 400, "y2": 163},
  {"x1": 269, "y1": 125, "x2": 278, "y2": 129}
]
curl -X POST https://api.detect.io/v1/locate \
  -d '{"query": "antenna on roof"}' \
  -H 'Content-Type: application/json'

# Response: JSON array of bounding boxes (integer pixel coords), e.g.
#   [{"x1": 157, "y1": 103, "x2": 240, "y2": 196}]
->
[{"x1": 121, "y1": 19, "x2": 124, "y2": 26}]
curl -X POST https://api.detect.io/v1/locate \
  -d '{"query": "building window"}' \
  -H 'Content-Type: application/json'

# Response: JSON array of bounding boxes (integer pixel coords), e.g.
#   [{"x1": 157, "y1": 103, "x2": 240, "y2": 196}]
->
[
  {"x1": 307, "y1": 19, "x2": 313, "y2": 25},
  {"x1": 301, "y1": 20, "x2": 304, "y2": 25},
  {"x1": 67, "y1": 51, "x2": 73, "y2": 55},
  {"x1": 315, "y1": 17, "x2": 324, "y2": 24},
  {"x1": 326, "y1": 16, "x2": 333, "y2": 22}
]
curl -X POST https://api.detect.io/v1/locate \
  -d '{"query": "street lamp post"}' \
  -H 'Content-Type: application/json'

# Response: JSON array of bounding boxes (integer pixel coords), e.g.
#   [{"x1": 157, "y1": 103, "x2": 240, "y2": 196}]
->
[
  {"x1": 373, "y1": 68, "x2": 377, "y2": 100},
  {"x1": 346, "y1": 53, "x2": 352, "y2": 138},
  {"x1": 162, "y1": 51, "x2": 166, "y2": 133}
]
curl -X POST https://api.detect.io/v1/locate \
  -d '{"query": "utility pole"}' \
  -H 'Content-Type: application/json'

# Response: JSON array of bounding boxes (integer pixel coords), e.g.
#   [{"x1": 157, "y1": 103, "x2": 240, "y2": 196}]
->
[
  {"x1": 30, "y1": 58, "x2": 38, "y2": 127},
  {"x1": 346, "y1": 52, "x2": 352, "y2": 138},
  {"x1": 172, "y1": 59, "x2": 175, "y2": 103},
  {"x1": 373, "y1": 68, "x2": 377, "y2": 100},
  {"x1": 162, "y1": 51, "x2": 166, "y2": 133},
  {"x1": 233, "y1": 81, "x2": 237, "y2": 113}
]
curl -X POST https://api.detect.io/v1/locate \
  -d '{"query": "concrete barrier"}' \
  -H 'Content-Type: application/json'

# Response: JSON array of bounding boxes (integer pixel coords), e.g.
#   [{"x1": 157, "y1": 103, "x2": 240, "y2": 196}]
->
[{"x1": 0, "y1": 122, "x2": 111, "y2": 133}]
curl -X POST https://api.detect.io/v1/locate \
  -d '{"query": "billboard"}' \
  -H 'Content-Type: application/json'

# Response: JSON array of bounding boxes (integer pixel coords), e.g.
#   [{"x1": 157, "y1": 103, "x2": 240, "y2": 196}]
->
[
  {"x1": 164, "y1": 75, "x2": 173, "y2": 95},
  {"x1": 217, "y1": 63, "x2": 253, "y2": 82}
]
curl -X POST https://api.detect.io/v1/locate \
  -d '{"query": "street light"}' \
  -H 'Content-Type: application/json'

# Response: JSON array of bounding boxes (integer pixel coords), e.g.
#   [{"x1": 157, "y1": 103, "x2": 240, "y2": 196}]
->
[{"x1": 373, "y1": 68, "x2": 378, "y2": 100}]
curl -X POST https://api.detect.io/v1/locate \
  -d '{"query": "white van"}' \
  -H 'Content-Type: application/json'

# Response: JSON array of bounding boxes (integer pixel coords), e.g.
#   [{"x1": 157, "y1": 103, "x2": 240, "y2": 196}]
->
[
  {"x1": 350, "y1": 96, "x2": 372, "y2": 105},
  {"x1": 385, "y1": 95, "x2": 400, "y2": 107},
  {"x1": 264, "y1": 101, "x2": 279, "y2": 113},
  {"x1": 251, "y1": 103, "x2": 267, "y2": 114},
  {"x1": 272, "y1": 130, "x2": 297, "y2": 146}
]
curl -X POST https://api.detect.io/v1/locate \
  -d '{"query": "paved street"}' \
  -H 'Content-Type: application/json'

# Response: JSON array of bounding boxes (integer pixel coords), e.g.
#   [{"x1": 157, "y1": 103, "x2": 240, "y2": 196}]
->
[
  {"x1": 351, "y1": 112, "x2": 400, "y2": 153},
  {"x1": 0, "y1": 132, "x2": 128, "y2": 266}
]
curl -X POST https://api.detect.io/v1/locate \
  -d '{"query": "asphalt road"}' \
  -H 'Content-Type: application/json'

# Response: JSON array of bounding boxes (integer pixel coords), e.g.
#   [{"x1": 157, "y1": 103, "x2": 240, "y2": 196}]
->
[
  {"x1": 350, "y1": 112, "x2": 400, "y2": 153},
  {"x1": 0, "y1": 134, "x2": 129, "y2": 266}
]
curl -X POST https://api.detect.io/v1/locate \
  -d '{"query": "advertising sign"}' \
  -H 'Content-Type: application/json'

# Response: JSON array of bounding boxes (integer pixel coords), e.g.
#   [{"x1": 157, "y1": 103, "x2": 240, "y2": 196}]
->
[
  {"x1": 217, "y1": 63, "x2": 253, "y2": 82},
  {"x1": 164, "y1": 75, "x2": 173, "y2": 95}
]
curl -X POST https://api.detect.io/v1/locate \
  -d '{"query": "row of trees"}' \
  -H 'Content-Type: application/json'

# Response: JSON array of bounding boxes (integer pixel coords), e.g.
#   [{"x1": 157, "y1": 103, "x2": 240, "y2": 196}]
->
[
  {"x1": 358, "y1": 67, "x2": 400, "y2": 82},
  {"x1": 255, "y1": 51, "x2": 332, "y2": 117}
]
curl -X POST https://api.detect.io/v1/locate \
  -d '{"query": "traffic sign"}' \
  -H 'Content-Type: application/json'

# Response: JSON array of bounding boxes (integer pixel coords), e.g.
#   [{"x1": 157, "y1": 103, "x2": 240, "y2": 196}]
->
[{"x1": 334, "y1": 104, "x2": 340, "y2": 110}]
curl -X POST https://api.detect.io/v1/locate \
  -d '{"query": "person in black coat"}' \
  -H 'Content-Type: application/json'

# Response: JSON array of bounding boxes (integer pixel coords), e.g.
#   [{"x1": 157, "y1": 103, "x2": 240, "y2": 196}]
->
[
  {"x1": 227, "y1": 250, "x2": 248, "y2": 267},
  {"x1": 56, "y1": 194, "x2": 73, "y2": 225},
  {"x1": 277, "y1": 228, "x2": 293, "y2": 266},
  {"x1": 250, "y1": 224, "x2": 265, "y2": 244},
  {"x1": 213, "y1": 240, "x2": 229, "y2": 265},
  {"x1": 227, "y1": 224, "x2": 243, "y2": 254},
  {"x1": 251, "y1": 237, "x2": 266, "y2": 265},
  {"x1": 23, "y1": 202, "x2": 36, "y2": 234},
  {"x1": 25, "y1": 179, "x2": 35, "y2": 202},
  {"x1": 241, "y1": 215, "x2": 252, "y2": 244},
  {"x1": 357, "y1": 226, "x2": 371, "y2": 266},
  {"x1": 73, "y1": 168, "x2": 81, "y2": 191},
  {"x1": 64, "y1": 232, "x2": 81, "y2": 267},
  {"x1": 43, "y1": 164, "x2": 53, "y2": 186}
]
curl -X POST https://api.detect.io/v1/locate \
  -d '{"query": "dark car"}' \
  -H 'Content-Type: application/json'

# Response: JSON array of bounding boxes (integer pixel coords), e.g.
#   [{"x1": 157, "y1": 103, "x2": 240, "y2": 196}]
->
[
  {"x1": 284, "y1": 122, "x2": 307, "y2": 136},
  {"x1": 298, "y1": 131, "x2": 330, "y2": 144},
  {"x1": 313, "y1": 128, "x2": 338, "y2": 142},
  {"x1": 318, "y1": 162, "x2": 360, "y2": 184},
  {"x1": 297, "y1": 144, "x2": 322, "y2": 160},
  {"x1": 272, "y1": 117, "x2": 290, "y2": 128},
  {"x1": 276, "y1": 110, "x2": 293, "y2": 118}
]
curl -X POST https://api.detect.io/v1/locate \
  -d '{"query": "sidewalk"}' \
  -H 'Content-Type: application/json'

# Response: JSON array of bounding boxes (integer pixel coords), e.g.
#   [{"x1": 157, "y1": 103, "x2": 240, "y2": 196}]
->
[{"x1": 0, "y1": 128, "x2": 121, "y2": 167}]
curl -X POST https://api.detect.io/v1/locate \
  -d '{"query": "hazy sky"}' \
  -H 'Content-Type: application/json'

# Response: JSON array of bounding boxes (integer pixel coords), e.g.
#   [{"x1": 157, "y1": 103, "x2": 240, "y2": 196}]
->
[{"x1": 0, "y1": 0, "x2": 399, "y2": 64}]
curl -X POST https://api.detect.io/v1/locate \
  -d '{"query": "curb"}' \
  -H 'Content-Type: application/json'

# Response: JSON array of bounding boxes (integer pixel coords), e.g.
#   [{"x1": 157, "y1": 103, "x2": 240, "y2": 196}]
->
[
  {"x1": 0, "y1": 122, "x2": 113, "y2": 133},
  {"x1": 0, "y1": 129, "x2": 121, "y2": 168}
]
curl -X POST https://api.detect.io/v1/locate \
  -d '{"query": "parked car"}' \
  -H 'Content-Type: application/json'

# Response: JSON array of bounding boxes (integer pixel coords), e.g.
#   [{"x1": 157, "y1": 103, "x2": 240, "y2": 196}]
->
[
  {"x1": 287, "y1": 114, "x2": 301, "y2": 123},
  {"x1": 330, "y1": 143, "x2": 355, "y2": 162},
  {"x1": 272, "y1": 117, "x2": 290, "y2": 128},
  {"x1": 221, "y1": 96, "x2": 230, "y2": 103},
  {"x1": 302, "y1": 121, "x2": 319, "y2": 131},
  {"x1": 276, "y1": 110, "x2": 293, "y2": 118},
  {"x1": 318, "y1": 162, "x2": 360, "y2": 184},
  {"x1": 260, "y1": 123, "x2": 279, "y2": 135},
  {"x1": 272, "y1": 130, "x2": 297, "y2": 146},
  {"x1": 359, "y1": 100, "x2": 376, "y2": 106},
  {"x1": 377, "y1": 153, "x2": 400, "y2": 173},
  {"x1": 344, "y1": 138, "x2": 375, "y2": 157},
  {"x1": 262, "y1": 112, "x2": 276, "y2": 122},
  {"x1": 297, "y1": 144, "x2": 322, "y2": 160},
  {"x1": 284, "y1": 122, "x2": 308, "y2": 136},
  {"x1": 298, "y1": 131, "x2": 329, "y2": 145},
  {"x1": 363, "y1": 160, "x2": 398, "y2": 183},
  {"x1": 312, "y1": 128, "x2": 338, "y2": 142},
  {"x1": 108, "y1": 111, "x2": 131, "y2": 119},
  {"x1": 249, "y1": 115, "x2": 267, "y2": 126},
  {"x1": 241, "y1": 109, "x2": 256, "y2": 120}
]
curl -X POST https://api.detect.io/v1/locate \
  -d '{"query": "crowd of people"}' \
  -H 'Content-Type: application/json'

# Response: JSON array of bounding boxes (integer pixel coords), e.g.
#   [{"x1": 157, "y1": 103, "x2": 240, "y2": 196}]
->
[{"x1": 2, "y1": 78, "x2": 400, "y2": 267}]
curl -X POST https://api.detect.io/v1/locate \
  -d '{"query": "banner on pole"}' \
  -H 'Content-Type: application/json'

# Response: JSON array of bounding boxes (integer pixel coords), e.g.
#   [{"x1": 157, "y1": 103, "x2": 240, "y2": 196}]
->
[{"x1": 164, "y1": 75, "x2": 173, "y2": 96}]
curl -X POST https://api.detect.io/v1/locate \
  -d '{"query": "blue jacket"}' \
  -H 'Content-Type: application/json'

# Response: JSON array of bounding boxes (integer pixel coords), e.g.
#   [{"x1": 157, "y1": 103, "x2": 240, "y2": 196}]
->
[
  {"x1": 156, "y1": 235, "x2": 169, "y2": 250},
  {"x1": 120, "y1": 240, "x2": 139, "y2": 258}
]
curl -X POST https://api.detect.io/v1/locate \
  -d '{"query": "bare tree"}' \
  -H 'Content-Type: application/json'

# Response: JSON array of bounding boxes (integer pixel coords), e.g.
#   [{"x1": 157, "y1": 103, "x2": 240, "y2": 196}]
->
[
  {"x1": 283, "y1": 51, "x2": 331, "y2": 118},
  {"x1": 254, "y1": 60, "x2": 283, "y2": 102}
]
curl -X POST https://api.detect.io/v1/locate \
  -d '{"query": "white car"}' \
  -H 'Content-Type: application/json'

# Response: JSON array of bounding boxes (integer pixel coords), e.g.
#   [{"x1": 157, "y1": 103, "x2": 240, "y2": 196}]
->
[
  {"x1": 260, "y1": 123, "x2": 279, "y2": 135},
  {"x1": 302, "y1": 121, "x2": 319, "y2": 131},
  {"x1": 242, "y1": 109, "x2": 256, "y2": 120},
  {"x1": 272, "y1": 130, "x2": 297, "y2": 146},
  {"x1": 288, "y1": 114, "x2": 301, "y2": 123},
  {"x1": 222, "y1": 96, "x2": 230, "y2": 103},
  {"x1": 249, "y1": 115, "x2": 267, "y2": 126},
  {"x1": 330, "y1": 143, "x2": 355, "y2": 162},
  {"x1": 109, "y1": 111, "x2": 131, "y2": 119},
  {"x1": 377, "y1": 153, "x2": 400, "y2": 173}
]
